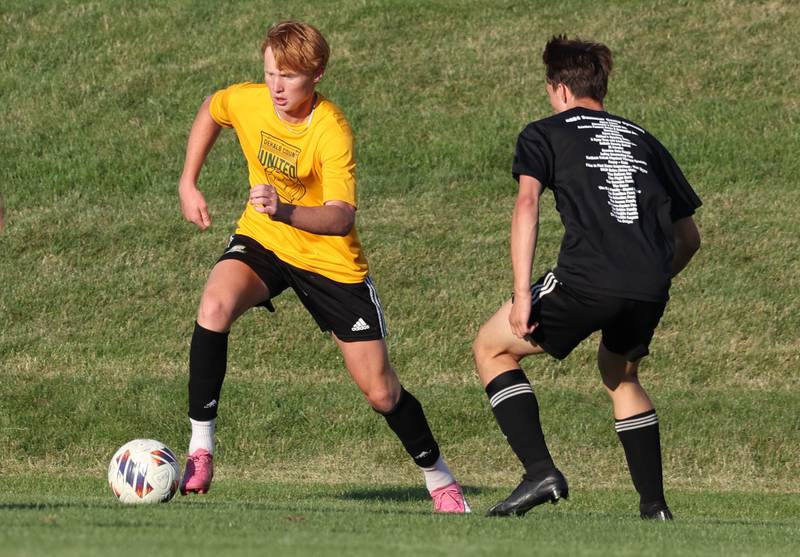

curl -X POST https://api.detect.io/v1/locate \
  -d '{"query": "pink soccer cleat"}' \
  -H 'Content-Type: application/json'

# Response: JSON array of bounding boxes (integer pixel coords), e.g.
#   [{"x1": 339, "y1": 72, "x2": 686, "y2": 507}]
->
[
  {"x1": 430, "y1": 481, "x2": 471, "y2": 513},
  {"x1": 180, "y1": 449, "x2": 214, "y2": 495}
]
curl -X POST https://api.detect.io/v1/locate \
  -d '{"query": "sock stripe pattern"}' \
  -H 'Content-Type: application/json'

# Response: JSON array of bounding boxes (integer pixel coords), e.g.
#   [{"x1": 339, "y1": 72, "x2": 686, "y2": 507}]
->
[
  {"x1": 485, "y1": 369, "x2": 555, "y2": 479},
  {"x1": 615, "y1": 408, "x2": 665, "y2": 507},
  {"x1": 489, "y1": 383, "x2": 534, "y2": 408},
  {"x1": 615, "y1": 412, "x2": 659, "y2": 432},
  {"x1": 484, "y1": 369, "x2": 531, "y2": 399}
]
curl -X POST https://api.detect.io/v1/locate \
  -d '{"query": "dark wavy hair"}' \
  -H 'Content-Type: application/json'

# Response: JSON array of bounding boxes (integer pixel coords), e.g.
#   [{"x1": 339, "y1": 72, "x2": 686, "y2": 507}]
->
[{"x1": 543, "y1": 35, "x2": 613, "y2": 101}]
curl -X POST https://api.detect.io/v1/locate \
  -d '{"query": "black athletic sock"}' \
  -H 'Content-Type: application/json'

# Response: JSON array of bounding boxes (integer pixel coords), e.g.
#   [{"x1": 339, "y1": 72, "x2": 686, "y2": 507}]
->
[
  {"x1": 615, "y1": 409, "x2": 666, "y2": 508},
  {"x1": 485, "y1": 369, "x2": 555, "y2": 479},
  {"x1": 187, "y1": 321, "x2": 229, "y2": 421},
  {"x1": 380, "y1": 388, "x2": 440, "y2": 468}
]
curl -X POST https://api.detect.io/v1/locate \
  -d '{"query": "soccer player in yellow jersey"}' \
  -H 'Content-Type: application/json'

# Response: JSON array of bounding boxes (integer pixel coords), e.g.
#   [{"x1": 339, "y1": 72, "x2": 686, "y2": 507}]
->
[{"x1": 177, "y1": 21, "x2": 469, "y2": 513}]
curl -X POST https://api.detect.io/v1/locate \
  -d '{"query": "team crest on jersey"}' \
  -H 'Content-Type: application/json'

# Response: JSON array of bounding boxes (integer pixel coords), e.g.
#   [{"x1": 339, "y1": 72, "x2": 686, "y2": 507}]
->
[{"x1": 258, "y1": 132, "x2": 306, "y2": 202}]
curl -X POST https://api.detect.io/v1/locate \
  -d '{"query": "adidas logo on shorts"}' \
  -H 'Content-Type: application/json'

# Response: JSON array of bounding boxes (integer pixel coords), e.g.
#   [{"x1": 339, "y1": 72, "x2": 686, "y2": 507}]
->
[{"x1": 351, "y1": 318, "x2": 370, "y2": 332}]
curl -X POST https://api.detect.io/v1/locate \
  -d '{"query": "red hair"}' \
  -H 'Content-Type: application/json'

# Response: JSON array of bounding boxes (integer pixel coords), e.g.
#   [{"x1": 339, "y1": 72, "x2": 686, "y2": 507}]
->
[{"x1": 261, "y1": 21, "x2": 329, "y2": 75}]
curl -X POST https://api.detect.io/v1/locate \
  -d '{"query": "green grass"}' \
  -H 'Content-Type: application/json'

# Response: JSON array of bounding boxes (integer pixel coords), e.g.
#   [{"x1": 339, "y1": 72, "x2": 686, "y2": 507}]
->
[
  {"x1": 3, "y1": 477, "x2": 799, "y2": 557},
  {"x1": 1, "y1": 0, "x2": 799, "y2": 554}
]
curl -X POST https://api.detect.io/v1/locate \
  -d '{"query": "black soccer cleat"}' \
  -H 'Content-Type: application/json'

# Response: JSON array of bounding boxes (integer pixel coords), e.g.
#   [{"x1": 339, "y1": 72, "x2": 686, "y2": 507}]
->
[
  {"x1": 640, "y1": 501, "x2": 674, "y2": 521},
  {"x1": 486, "y1": 469, "x2": 569, "y2": 517}
]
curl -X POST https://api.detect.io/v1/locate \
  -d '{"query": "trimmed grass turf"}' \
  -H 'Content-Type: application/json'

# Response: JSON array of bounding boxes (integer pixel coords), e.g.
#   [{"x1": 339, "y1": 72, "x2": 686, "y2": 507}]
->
[
  {"x1": 1, "y1": 0, "x2": 799, "y2": 554},
  {"x1": 3, "y1": 477, "x2": 799, "y2": 557}
]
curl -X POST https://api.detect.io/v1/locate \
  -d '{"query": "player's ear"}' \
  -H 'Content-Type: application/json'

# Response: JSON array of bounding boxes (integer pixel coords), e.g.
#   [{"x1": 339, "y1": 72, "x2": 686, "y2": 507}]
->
[
  {"x1": 312, "y1": 70, "x2": 324, "y2": 84},
  {"x1": 557, "y1": 82, "x2": 570, "y2": 104}
]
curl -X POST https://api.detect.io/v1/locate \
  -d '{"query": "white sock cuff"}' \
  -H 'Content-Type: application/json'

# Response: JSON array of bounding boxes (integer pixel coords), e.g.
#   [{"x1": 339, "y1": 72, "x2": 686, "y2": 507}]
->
[
  {"x1": 421, "y1": 455, "x2": 456, "y2": 492},
  {"x1": 188, "y1": 418, "x2": 216, "y2": 454},
  {"x1": 614, "y1": 411, "x2": 658, "y2": 433}
]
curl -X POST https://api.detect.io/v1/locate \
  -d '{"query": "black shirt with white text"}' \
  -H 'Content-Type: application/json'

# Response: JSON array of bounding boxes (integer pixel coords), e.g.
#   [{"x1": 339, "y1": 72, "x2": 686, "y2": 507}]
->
[{"x1": 512, "y1": 107, "x2": 702, "y2": 302}]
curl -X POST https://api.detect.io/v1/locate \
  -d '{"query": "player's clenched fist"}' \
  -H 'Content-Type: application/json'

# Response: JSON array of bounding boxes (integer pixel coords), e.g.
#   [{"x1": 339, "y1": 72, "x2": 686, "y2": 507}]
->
[
  {"x1": 249, "y1": 183, "x2": 281, "y2": 216},
  {"x1": 179, "y1": 182, "x2": 211, "y2": 230}
]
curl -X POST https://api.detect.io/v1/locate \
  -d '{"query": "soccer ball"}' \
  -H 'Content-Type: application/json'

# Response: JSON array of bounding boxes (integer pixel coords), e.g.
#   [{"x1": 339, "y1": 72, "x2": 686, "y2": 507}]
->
[{"x1": 108, "y1": 439, "x2": 180, "y2": 504}]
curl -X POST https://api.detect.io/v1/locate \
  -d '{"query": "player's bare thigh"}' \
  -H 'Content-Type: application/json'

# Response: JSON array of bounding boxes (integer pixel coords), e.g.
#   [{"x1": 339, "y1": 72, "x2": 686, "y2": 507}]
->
[
  {"x1": 473, "y1": 298, "x2": 545, "y2": 386},
  {"x1": 333, "y1": 335, "x2": 401, "y2": 413},
  {"x1": 197, "y1": 259, "x2": 269, "y2": 332}
]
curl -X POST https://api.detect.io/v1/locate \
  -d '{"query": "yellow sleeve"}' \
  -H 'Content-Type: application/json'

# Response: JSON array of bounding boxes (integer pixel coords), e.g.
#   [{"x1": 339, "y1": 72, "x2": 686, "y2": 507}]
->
[
  {"x1": 318, "y1": 118, "x2": 357, "y2": 207},
  {"x1": 208, "y1": 84, "x2": 242, "y2": 128}
]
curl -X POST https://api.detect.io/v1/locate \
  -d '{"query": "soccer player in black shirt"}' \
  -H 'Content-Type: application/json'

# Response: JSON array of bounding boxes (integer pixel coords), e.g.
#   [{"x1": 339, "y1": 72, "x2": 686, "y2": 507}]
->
[{"x1": 473, "y1": 35, "x2": 701, "y2": 520}]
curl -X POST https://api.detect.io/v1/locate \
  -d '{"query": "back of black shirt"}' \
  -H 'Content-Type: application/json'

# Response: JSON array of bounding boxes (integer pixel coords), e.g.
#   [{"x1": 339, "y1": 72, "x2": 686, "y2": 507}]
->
[{"x1": 512, "y1": 107, "x2": 701, "y2": 302}]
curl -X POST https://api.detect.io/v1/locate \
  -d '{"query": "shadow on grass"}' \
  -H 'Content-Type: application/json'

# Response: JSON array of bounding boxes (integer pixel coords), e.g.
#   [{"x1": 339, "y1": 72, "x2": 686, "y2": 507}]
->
[
  {"x1": 339, "y1": 484, "x2": 485, "y2": 503},
  {"x1": 175, "y1": 497, "x2": 438, "y2": 517},
  {"x1": 0, "y1": 502, "x2": 118, "y2": 510}
]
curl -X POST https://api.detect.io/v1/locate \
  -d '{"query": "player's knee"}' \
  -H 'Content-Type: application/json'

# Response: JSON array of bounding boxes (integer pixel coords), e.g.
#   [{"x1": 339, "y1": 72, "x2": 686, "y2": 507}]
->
[
  {"x1": 599, "y1": 362, "x2": 641, "y2": 392},
  {"x1": 197, "y1": 295, "x2": 235, "y2": 331},
  {"x1": 366, "y1": 387, "x2": 398, "y2": 414},
  {"x1": 472, "y1": 326, "x2": 497, "y2": 367}
]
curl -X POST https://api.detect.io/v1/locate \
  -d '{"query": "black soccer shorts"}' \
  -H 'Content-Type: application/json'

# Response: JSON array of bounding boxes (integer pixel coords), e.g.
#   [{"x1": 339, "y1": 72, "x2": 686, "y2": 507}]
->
[
  {"x1": 526, "y1": 271, "x2": 667, "y2": 361},
  {"x1": 217, "y1": 234, "x2": 387, "y2": 342}
]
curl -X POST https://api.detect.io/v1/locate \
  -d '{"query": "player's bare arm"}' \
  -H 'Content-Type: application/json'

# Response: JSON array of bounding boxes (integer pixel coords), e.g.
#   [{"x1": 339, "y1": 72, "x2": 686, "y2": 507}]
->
[
  {"x1": 178, "y1": 96, "x2": 222, "y2": 230},
  {"x1": 249, "y1": 183, "x2": 355, "y2": 236},
  {"x1": 670, "y1": 216, "x2": 701, "y2": 277},
  {"x1": 509, "y1": 174, "x2": 544, "y2": 339}
]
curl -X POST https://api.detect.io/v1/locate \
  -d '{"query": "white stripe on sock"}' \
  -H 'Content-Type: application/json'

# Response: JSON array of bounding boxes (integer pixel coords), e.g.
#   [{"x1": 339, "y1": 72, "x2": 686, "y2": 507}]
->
[
  {"x1": 615, "y1": 413, "x2": 659, "y2": 432},
  {"x1": 616, "y1": 414, "x2": 659, "y2": 428},
  {"x1": 489, "y1": 383, "x2": 534, "y2": 408}
]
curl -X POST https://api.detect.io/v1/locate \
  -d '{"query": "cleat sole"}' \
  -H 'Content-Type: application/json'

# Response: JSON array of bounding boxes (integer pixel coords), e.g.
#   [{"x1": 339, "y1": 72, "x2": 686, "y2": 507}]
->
[{"x1": 180, "y1": 487, "x2": 209, "y2": 495}]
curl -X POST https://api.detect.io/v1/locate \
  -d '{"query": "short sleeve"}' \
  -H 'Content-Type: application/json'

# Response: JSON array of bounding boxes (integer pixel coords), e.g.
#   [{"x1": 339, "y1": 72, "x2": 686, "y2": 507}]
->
[
  {"x1": 512, "y1": 124, "x2": 553, "y2": 187},
  {"x1": 318, "y1": 118, "x2": 357, "y2": 207},
  {"x1": 208, "y1": 85, "x2": 242, "y2": 128},
  {"x1": 652, "y1": 139, "x2": 702, "y2": 221}
]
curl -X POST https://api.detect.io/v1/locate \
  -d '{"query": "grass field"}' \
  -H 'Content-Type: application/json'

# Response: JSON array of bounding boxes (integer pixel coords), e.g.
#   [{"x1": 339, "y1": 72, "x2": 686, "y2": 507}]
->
[
  {"x1": 4, "y1": 478, "x2": 800, "y2": 557},
  {"x1": 1, "y1": 0, "x2": 799, "y2": 555}
]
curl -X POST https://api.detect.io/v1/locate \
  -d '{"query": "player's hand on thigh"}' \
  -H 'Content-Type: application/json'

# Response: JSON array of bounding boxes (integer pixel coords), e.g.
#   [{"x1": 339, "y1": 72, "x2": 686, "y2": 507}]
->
[
  {"x1": 509, "y1": 292, "x2": 538, "y2": 339},
  {"x1": 474, "y1": 299, "x2": 544, "y2": 375}
]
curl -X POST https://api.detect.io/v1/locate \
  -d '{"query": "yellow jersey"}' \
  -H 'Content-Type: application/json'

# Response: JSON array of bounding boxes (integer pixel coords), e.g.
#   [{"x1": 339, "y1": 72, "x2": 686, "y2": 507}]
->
[{"x1": 209, "y1": 82, "x2": 368, "y2": 283}]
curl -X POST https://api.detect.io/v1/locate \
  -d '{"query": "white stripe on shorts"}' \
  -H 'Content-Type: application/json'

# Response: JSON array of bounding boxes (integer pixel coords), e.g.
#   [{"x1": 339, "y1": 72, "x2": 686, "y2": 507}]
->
[
  {"x1": 364, "y1": 276, "x2": 387, "y2": 337},
  {"x1": 615, "y1": 412, "x2": 659, "y2": 432},
  {"x1": 530, "y1": 272, "x2": 557, "y2": 304},
  {"x1": 489, "y1": 383, "x2": 534, "y2": 408}
]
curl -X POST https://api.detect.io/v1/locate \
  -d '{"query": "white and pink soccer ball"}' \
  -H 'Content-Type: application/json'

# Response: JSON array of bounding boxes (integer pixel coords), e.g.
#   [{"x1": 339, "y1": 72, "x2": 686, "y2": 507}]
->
[{"x1": 108, "y1": 439, "x2": 180, "y2": 504}]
